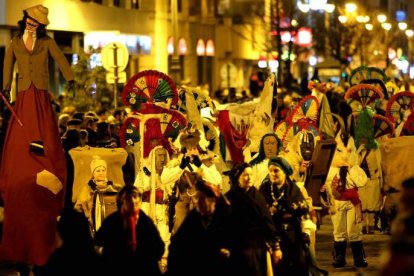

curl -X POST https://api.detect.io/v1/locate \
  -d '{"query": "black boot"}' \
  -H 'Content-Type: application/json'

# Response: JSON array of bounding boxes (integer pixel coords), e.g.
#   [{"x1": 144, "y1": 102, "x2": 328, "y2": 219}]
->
[
  {"x1": 350, "y1": 241, "x2": 368, "y2": 268},
  {"x1": 332, "y1": 241, "x2": 347, "y2": 268}
]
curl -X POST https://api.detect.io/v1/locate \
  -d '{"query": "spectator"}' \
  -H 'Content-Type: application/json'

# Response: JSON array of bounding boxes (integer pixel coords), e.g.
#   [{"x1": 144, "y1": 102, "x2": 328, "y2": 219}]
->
[{"x1": 96, "y1": 122, "x2": 117, "y2": 148}]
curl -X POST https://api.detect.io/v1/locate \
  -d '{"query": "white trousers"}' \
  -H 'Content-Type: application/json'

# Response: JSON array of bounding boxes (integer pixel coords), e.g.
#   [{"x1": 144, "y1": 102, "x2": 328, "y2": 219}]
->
[{"x1": 331, "y1": 200, "x2": 363, "y2": 242}]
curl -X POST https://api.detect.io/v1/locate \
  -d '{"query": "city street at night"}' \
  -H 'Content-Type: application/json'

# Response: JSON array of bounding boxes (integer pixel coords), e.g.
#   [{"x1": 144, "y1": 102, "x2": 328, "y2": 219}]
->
[{"x1": 1, "y1": 0, "x2": 414, "y2": 276}]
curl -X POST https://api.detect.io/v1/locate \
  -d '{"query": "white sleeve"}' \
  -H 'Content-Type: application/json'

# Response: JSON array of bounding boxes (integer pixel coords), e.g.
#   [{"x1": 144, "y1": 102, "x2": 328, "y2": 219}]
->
[
  {"x1": 134, "y1": 174, "x2": 150, "y2": 191},
  {"x1": 160, "y1": 165, "x2": 184, "y2": 189},
  {"x1": 198, "y1": 164, "x2": 223, "y2": 189},
  {"x1": 348, "y1": 165, "x2": 368, "y2": 188}
]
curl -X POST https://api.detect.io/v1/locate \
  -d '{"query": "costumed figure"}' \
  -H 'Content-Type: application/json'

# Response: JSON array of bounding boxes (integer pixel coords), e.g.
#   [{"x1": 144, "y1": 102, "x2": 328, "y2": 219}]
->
[
  {"x1": 75, "y1": 156, "x2": 122, "y2": 230},
  {"x1": 120, "y1": 69, "x2": 185, "y2": 178},
  {"x1": 134, "y1": 146, "x2": 171, "y2": 271},
  {"x1": 385, "y1": 91, "x2": 414, "y2": 137},
  {"x1": 308, "y1": 80, "x2": 335, "y2": 139},
  {"x1": 354, "y1": 108, "x2": 383, "y2": 233},
  {"x1": 249, "y1": 133, "x2": 283, "y2": 189},
  {"x1": 161, "y1": 128, "x2": 222, "y2": 234},
  {"x1": 225, "y1": 162, "x2": 282, "y2": 276},
  {"x1": 274, "y1": 95, "x2": 321, "y2": 234},
  {"x1": 0, "y1": 5, "x2": 74, "y2": 267},
  {"x1": 216, "y1": 73, "x2": 275, "y2": 166},
  {"x1": 346, "y1": 76, "x2": 395, "y2": 234},
  {"x1": 260, "y1": 157, "x2": 325, "y2": 275},
  {"x1": 94, "y1": 185, "x2": 165, "y2": 276},
  {"x1": 280, "y1": 129, "x2": 319, "y2": 255},
  {"x1": 325, "y1": 135, "x2": 368, "y2": 268}
]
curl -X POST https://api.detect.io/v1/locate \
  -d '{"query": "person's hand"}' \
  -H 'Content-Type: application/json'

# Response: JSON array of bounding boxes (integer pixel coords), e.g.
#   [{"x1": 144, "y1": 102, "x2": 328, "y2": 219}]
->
[
  {"x1": 2, "y1": 90, "x2": 10, "y2": 102},
  {"x1": 192, "y1": 155, "x2": 202, "y2": 167},
  {"x1": 320, "y1": 184, "x2": 327, "y2": 193},
  {"x1": 272, "y1": 247, "x2": 283, "y2": 264},
  {"x1": 219, "y1": 248, "x2": 231, "y2": 259},
  {"x1": 299, "y1": 160, "x2": 310, "y2": 173},
  {"x1": 179, "y1": 156, "x2": 191, "y2": 170}
]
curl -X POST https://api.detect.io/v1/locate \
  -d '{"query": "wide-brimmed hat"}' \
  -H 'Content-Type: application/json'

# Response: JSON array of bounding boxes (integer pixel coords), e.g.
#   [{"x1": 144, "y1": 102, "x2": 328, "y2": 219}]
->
[{"x1": 25, "y1": 4, "x2": 50, "y2": 25}]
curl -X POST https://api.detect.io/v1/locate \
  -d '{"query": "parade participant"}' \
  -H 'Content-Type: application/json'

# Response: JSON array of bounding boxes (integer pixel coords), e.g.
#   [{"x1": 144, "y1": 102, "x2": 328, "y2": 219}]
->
[
  {"x1": 260, "y1": 157, "x2": 324, "y2": 275},
  {"x1": 276, "y1": 130, "x2": 319, "y2": 255},
  {"x1": 134, "y1": 146, "x2": 170, "y2": 272},
  {"x1": 308, "y1": 80, "x2": 335, "y2": 139},
  {"x1": 75, "y1": 156, "x2": 122, "y2": 226},
  {"x1": 325, "y1": 140, "x2": 368, "y2": 268},
  {"x1": 161, "y1": 128, "x2": 222, "y2": 234},
  {"x1": 225, "y1": 162, "x2": 282, "y2": 276},
  {"x1": 0, "y1": 4, "x2": 74, "y2": 268},
  {"x1": 354, "y1": 108, "x2": 383, "y2": 233},
  {"x1": 167, "y1": 177, "x2": 232, "y2": 276},
  {"x1": 283, "y1": 130, "x2": 318, "y2": 183},
  {"x1": 95, "y1": 185, "x2": 164, "y2": 276},
  {"x1": 249, "y1": 133, "x2": 283, "y2": 188}
]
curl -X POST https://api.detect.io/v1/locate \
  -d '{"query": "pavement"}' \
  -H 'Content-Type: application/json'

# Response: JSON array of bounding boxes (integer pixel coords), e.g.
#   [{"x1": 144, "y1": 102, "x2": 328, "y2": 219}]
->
[{"x1": 314, "y1": 215, "x2": 391, "y2": 276}]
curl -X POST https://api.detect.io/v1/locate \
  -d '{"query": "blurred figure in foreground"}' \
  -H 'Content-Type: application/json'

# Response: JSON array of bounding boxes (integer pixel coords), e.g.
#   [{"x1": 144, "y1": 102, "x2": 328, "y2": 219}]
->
[
  {"x1": 381, "y1": 178, "x2": 414, "y2": 276},
  {"x1": 95, "y1": 185, "x2": 164, "y2": 276}
]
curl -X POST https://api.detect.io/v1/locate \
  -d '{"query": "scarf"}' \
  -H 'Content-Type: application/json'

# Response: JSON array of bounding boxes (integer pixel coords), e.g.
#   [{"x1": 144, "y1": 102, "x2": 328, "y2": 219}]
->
[{"x1": 121, "y1": 210, "x2": 139, "y2": 251}]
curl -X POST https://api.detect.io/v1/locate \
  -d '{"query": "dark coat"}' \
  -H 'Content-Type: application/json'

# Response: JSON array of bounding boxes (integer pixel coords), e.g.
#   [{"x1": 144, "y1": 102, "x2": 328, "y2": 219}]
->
[
  {"x1": 225, "y1": 185, "x2": 278, "y2": 276},
  {"x1": 167, "y1": 202, "x2": 232, "y2": 276},
  {"x1": 94, "y1": 210, "x2": 164, "y2": 276},
  {"x1": 39, "y1": 209, "x2": 102, "y2": 276},
  {"x1": 260, "y1": 178, "x2": 309, "y2": 276}
]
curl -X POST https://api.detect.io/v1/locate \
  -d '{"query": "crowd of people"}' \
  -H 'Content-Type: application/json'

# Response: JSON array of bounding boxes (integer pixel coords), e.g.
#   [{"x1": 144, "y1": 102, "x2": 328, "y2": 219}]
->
[
  {"x1": 1, "y1": 69, "x2": 414, "y2": 275},
  {"x1": 1, "y1": 4, "x2": 414, "y2": 276}
]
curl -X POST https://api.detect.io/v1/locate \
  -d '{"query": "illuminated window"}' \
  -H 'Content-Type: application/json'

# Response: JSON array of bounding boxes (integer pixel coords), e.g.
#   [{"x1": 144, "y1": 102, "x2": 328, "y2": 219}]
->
[
  {"x1": 178, "y1": 38, "x2": 187, "y2": 55},
  {"x1": 131, "y1": 0, "x2": 139, "y2": 9},
  {"x1": 205, "y1": 39, "x2": 215, "y2": 56},
  {"x1": 196, "y1": 39, "x2": 205, "y2": 56},
  {"x1": 167, "y1": 37, "x2": 174, "y2": 55}
]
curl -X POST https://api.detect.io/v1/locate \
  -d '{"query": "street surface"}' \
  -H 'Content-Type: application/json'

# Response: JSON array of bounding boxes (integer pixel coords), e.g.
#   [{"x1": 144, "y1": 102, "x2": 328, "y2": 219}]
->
[{"x1": 315, "y1": 215, "x2": 390, "y2": 276}]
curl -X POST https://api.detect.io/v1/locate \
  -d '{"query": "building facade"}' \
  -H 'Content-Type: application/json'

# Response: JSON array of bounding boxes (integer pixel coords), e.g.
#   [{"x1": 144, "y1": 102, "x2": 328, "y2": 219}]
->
[{"x1": 1, "y1": 0, "x2": 272, "y2": 101}]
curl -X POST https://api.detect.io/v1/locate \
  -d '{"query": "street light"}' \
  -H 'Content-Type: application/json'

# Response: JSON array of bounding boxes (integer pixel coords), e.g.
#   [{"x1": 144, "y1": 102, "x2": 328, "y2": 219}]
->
[
  {"x1": 336, "y1": 3, "x2": 369, "y2": 66},
  {"x1": 377, "y1": 14, "x2": 387, "y2": 23},
  {"x1": 297, "y1": 1, "x2": 336, "y2": 60},
  {"x1": 345, "y1": 3, "x2": 357, "y2": 13},
  {"x1": 398, "y1": 22, "x2": 408, "y2": 31}
]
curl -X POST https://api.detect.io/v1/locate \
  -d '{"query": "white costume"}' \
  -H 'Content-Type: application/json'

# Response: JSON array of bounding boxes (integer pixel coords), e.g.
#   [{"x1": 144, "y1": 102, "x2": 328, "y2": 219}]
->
[
  {"x1": 161, "y1": 155, "x2": 222, "y2": 233},
  {"x1": 356, "y1": 145, "x2": 383, "y2": 212},
  {"x1": 134, "y1": 146, "x2": 171, "y2": 261},
  {"x1": 326, "y1": 135, "x2": 367, "y2": 242}
]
